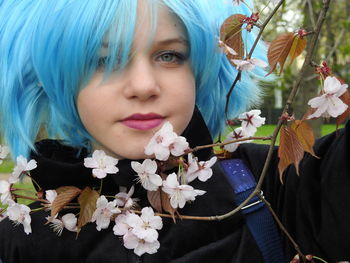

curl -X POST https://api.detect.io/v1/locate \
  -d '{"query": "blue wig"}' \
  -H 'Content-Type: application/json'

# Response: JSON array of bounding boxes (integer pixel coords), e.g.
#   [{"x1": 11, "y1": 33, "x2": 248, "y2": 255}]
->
[{"x1": 0, "y1": 0, "x2": 266, "y2": 158}]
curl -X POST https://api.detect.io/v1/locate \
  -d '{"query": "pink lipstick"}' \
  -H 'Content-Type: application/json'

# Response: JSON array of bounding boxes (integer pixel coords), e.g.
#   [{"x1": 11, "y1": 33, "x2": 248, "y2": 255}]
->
[{"x1": 121, "y1": 113, "x2": 164, "y2": 130}]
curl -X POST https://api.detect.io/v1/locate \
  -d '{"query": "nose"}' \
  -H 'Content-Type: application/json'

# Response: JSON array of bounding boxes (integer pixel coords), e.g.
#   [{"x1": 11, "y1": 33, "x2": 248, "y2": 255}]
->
[{"x1": 122, "y1": 56, "x2": 160, "y2": 101}]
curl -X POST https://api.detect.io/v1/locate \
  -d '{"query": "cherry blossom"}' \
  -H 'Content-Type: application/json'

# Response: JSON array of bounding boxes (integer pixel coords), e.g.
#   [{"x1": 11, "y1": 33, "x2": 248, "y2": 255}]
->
[
  {"x1": 128, "y1": 207, "x2": 163, "y2": 243},
  {"x1": 6, "y1": 201, "x2": 32, "y2": 235},
  {"x1": 223, "y1": 127, "x2": 251, "y2": 152},
  {"x1": 0, "y1": 180, "x2": 12, "y2": 205},
  {"x1": 91, "y1": 195, "x2": 121, "y2": 231},
  {"x1": 113, "y1": 214, "x2": 131, "y2": 236},
  {"x1": 84, "y1": 150, "x2": 119, "y2": 179},
  {"x1": 218, "y1": 39, "x2": 237, "y2": 56},
  {"x1": 45, "y1": 190, "x2": 57, "y2": 206},
  {"x1": 131, "y1": 159, "x2": 162, "y2": 191},
  {"x1": 144, "y1": 122, "x2": 189, "y2": 161},
  {"x1": 186, "y1": 154, "x2": 217, "y2": 183},
  {"x1": 0, "y1": 145, "x2": 9, "y2": 165},
  {"x1": 231, "y1": 58, "x2": 267, "y2": 71},
  {"x1": 239, "y1": 109, "x2": 266, "y2": 136},
  {"x1": 307, "y1": 76, "x2": 348, "y2": 119},
  {"x1": 47, "y1": 213, "x2": 78, "y2": 236},
  {"x1": 10, "y1": 155, "x2": 37, "y2": 183},
  {"x1": 162, "y1": 173, "x2": 206, "y2": 209},
  {"x1": 123, "y1": 231, "x2": 160, "y2": 256},
  {"x1": 115, "y1": 186, "x2": 138, "y2": 209}
]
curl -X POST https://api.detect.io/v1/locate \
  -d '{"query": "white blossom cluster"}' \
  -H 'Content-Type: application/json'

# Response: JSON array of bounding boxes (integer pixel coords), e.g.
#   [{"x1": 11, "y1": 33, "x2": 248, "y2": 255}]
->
[
  {"x1": 0, "y1": 122, "x2": 217, "y2": 257},
  {"x1": 223, "y1": 109, "x2": 266, "y2": 153}
]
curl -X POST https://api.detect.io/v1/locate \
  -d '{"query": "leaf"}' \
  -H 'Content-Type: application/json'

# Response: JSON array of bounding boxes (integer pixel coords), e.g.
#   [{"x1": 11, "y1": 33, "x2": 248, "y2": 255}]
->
[
  {"x1": 220, "y1": 14, "x2": 246, "y2": 61},
  {"x1": 77, "y1": 187, "x2": 99, "y2": 233},
  {"x1": 291, "y1": 120, "x2": 318, "y2": 158},
  {"x1": 267, "y1": 33, "x2": 294, "y2": 75},
  {"x1": 51, "y1": 186, "x2": 81, "y2": 218},
  {"x1": 147, "y1": 189, "x2": 162, "y2": 213},
  {"x1": 288, "y1": 35, "x2": 307, "y2": 65},
  {"x1": 336, "y1": 88, "x2": 350, "y2": 128},
  {"x1": 160, "y1": 191, "x2": 176, "y2": 223},
  {"x1": 278, "y1": 125, "x2": 304, "y2": 183}
]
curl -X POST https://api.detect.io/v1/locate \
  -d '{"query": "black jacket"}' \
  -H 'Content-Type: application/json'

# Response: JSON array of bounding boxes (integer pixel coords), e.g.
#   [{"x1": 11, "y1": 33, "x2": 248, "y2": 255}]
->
[{"x1": 1, "y1": 111, "x2": 350, "y2": 262}]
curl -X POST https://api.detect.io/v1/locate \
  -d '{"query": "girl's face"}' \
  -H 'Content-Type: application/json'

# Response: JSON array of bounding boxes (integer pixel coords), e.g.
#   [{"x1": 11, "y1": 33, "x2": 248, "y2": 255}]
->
[{"x1": 77, "y1": 3, "x2": 196, "y2": 160}]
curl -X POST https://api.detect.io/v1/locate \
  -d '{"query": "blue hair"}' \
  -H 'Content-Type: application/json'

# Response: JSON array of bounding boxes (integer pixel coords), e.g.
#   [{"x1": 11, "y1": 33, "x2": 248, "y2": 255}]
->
[{"x1": 0, "y1": 0, "x2": 266, "y2": 158}]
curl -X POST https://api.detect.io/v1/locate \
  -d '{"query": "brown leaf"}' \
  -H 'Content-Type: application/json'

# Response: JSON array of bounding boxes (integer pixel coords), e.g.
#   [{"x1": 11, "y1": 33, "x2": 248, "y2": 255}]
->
[
  {"x1": 77, "y1": 187, "x2": 99, "y2": 233},
  {"x1": 336, "y1": 89, "x2": 350, "y2": 128},
  {"x1": 288, "y1": 35, "x2": 307, "y2": 65},
  {"x1": 51, "y1": 186, "x2": 81, "y2": 218},
  {"x1": 147, "y1": 189, "x2": 162, "y2": 213},
  {"x1": 267, "y1": 32, "x2": 294, "y2": 75},
  {"x1": 278, "y1": 125, "x2": 304, "y2": 183},
  {"x1": 220, "y1": 14, "x2": 246, "y2": 61},
  {"x1": 291, "y1": 120, "x2": 318, "y2": 158},
  {"x1": 161, "y1": 191, "x2": 176, "y2": 223}
]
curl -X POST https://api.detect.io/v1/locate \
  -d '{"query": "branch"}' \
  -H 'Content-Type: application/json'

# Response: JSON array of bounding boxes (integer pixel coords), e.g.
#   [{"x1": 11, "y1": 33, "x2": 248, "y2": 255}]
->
[
  {"x1": 224, "y1": 0, "x2": 286, "y2": 117},
  {"x1": 190, "y1": 136, "x2": 272, "y2": 153}
]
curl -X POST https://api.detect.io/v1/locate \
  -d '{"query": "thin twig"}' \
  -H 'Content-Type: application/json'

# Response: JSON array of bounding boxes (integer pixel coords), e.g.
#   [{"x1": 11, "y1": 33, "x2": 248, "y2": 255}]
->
[
  {"x1": 224, "y1": 0, "x2": 286, "y2": 117},
  {"x1": 257, "y1": 193, "x2": 307, "y2": 261},
  {"x1": 191, "y1": 136, "x2": 272, "y2": 153}
]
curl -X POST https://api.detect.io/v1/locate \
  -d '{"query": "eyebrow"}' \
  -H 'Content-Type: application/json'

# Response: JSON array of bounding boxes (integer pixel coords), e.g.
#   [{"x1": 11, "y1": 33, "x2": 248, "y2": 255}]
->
[
  {"x1": 154, "y1": 37, "x2": 189, "y2": 46},
  {"x1": 102, "y1": 37, "x2": 188, "y2": 49}
]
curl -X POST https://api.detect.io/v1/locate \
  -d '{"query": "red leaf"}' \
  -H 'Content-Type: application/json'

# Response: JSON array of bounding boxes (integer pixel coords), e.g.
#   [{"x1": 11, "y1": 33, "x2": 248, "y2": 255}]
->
[
  {"x1": 220, "y1": 14, "x2": 246, "y2": 61},
  {"x1": 291, "y1": 120, "x2": 318, "y2": 158},
  {"x1": 289, "y1": 35, "x2": 307, "y2": 65},
  {"x1": 161, "y1": 191, "x2": 176, "y2": 223},
  {"x1": 147, "y1": 189, "x2": 162, "y2": 213},
  {"x1": 51, "y1": 186, "x2": 81, "y2": 218},
  {"x1": 278, "y1": 125, "x2": 304, "y2": 183},
  {"x1": 77, "y1": 187, "x2": 99, "y2": 233},
  {"x1": 267, "y1": 33, "x2": 295, "y2": 75}
]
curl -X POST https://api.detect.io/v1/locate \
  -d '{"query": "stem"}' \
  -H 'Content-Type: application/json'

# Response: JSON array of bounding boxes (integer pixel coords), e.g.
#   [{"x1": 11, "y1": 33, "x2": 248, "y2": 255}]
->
[
  {"x1": 225, "y1": 0, "x2": 285, "y2": 117},
  {"x1": 257, "y1": 193, "x2": 307, "y2": 261},
  {"x1": 190, "y1": 136, "x2": 272, "y2": 153},
  {"x1": 312, "y1": 256, "x2": 328, "y2": 263},
  {"x1": 30, "y1": 207, "x2": 46, "y2": 213},
  {"x1": 13, "y1": 194, "x2": 48, "y2": 203},
  {"x1": 99, "y1": 179, "x2": 103, "y2": 195}
]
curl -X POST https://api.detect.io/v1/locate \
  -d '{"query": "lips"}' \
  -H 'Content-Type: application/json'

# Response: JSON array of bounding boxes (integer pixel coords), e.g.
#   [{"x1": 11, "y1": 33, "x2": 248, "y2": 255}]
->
[{"x1": 121, "y1": 113, "x2": 164, "y2": 130}]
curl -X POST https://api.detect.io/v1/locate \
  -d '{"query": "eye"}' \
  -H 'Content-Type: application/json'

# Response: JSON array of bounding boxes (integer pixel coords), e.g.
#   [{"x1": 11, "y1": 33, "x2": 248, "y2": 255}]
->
[{"x1": 155, "y1": 50, "x2": 188, "y2": 66}]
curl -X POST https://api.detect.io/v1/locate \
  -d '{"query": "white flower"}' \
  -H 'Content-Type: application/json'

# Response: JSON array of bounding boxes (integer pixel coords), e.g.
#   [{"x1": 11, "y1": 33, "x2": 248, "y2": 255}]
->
[
  {"x1": 218, "y1": 39, "x2": 237, "y2": 56},
  {"x1": 144, "y1": 122, "x2": 189, "y2": 161},
  {"x1": 162, "y1": 173, "x2": 206, "y2": 209},
  {"x1": 45, "y1": 190, "x2": 57, "y2": 206},
  {"x1": 169, "y1": 136, "x2": 189, "y2": 157},
  {"x1": 91, "y1": 195, "x2": 120, "y2": 231},
  {"x1": 0, "y1": 145, "x2": 9, "y2": 165},
  {"x1": 47, "y1": 213, "x2": 77, "y2": 236},
  {"x1": 186, "y1": 155, "x2": 217, "y2": 183},
  {"x1": 223, "y1": 127, "x2": 251, "y2": 152},
  {"x1": 308, "y1": 76, "x2": 348, "y2": 119},
  {"x1": 0, "y1": 180, "x2": 12, "y2": 205},
  {"x1": 128, "y1": 207, "x2": 162, "y2": 243},
  {"x1": 131, "y1": 159, "x2": 162, "y2": 191},
  {"x1": 10, "y1": 155, "x2": 37, "y2": 183},
  {"x1": 84, "y1": 150, "x2": 119, "y2": 179},
  {"x1": 6, "y1": 201, "x2": 32, "y2": 235},
  {"x1": 113, "y1": 214, "x2": 131, "y2": 236},
  {"x1": 114, "y1": 209, "x2": 162, "y2": 256},
  {"x1": 231, "y1": 58, "x2": 268, "y2": 71},
  {"x1": 123, "y1": 231, "x2": 160, "y2": 256},
  {"x1": 239, "y1": 109, "x2": 266, "y2": 136},
  {"x1": 115, "y1": 186, "x2": 138, "y2": 209}
]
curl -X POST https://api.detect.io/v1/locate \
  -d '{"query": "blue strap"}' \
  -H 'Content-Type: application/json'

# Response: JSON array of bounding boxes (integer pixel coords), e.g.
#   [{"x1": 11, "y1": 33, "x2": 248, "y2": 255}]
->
[{"x1": 220, "y1": 159, "x2": 285, "y2": 263}]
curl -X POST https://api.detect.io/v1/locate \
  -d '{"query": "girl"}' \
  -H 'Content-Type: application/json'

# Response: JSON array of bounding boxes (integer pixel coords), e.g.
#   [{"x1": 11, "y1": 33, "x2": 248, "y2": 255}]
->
[{"x1": 0, "y1": 0, "x2": 349, "y2": 262}]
